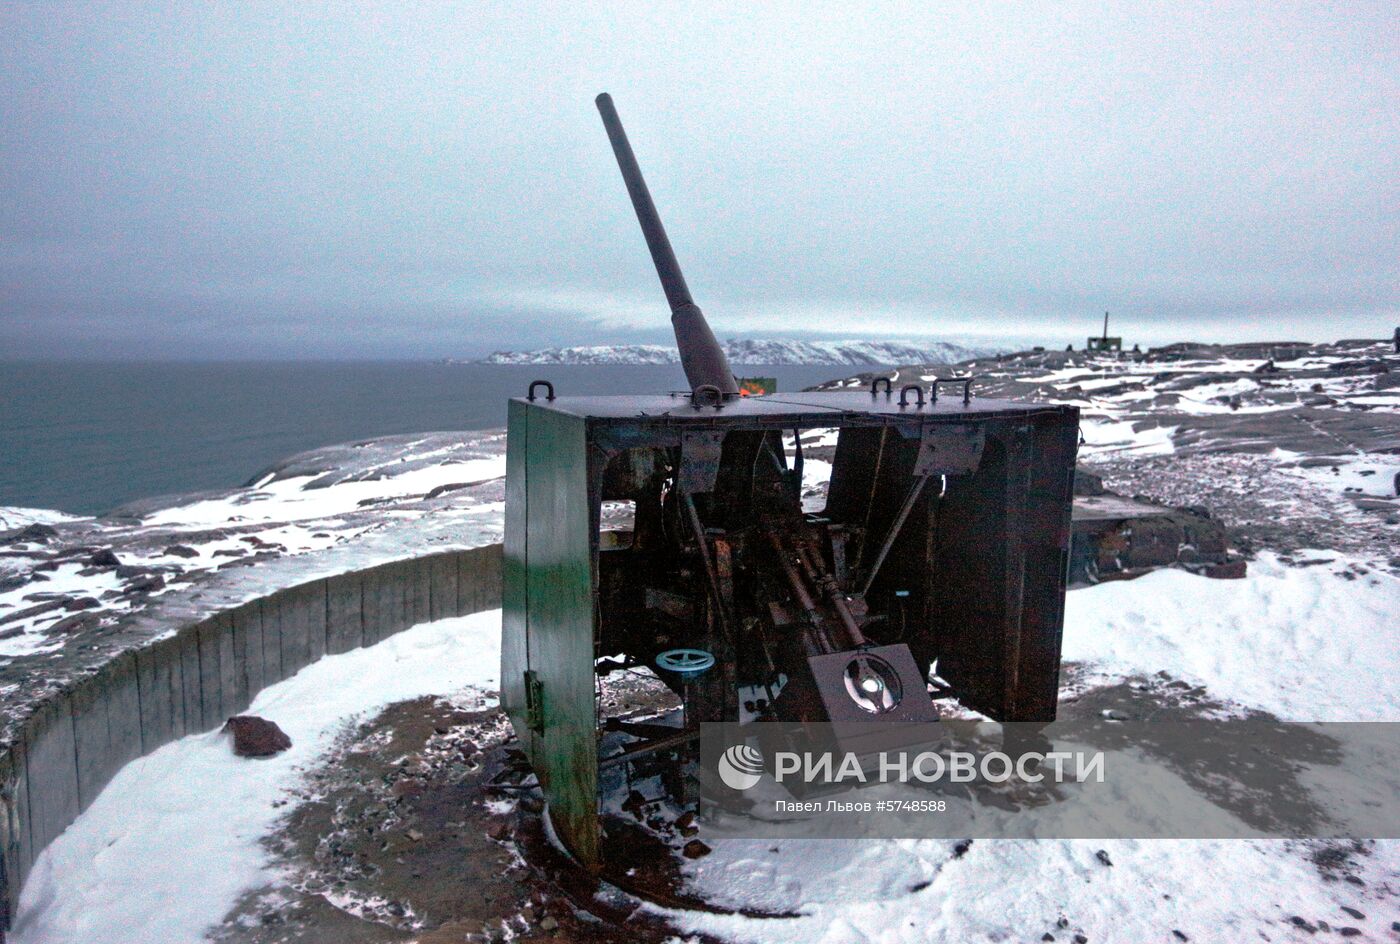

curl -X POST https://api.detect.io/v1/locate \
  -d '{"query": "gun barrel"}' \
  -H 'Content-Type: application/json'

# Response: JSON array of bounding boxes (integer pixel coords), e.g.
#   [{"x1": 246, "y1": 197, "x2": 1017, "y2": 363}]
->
[{"x1": 596, "y1": 93, "x2": 737, "y2": 395}]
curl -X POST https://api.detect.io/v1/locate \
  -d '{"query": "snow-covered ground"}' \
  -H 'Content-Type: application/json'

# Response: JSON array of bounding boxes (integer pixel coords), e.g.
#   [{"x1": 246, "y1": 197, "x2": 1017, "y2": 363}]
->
[
  {"x1": 1062, "y1": 551, "x2": 1400, "y2": 721},
  {"x1": 10, "y1": 611, "x2": 501, "y2": 944},
  {"x1": 672, "y1": 553, "x2": 1400, "y2": 943},
  {"x1": 15, "y1": 559, "x2": 1399, "y2": 942},
  {"x1": 0, "y1": 431, "x2": 507, "y2": 661}
]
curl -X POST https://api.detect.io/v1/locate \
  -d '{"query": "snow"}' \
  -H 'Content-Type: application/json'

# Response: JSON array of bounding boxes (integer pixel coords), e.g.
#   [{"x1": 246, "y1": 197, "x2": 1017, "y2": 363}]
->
[
  {"x1": 675, "y1": 836, "x2": 1377, "y2": 943},
  {"x1": 0, "y1": 432, "x2": 507, "y2": 659},
  {"x1": 142, "y1": 457, "x2": 505, "y2": 529},
  {"x1": 10, "y1": 610, "x2": 502, "y2": 944},
  {"x1": 1284, "y1": 456, "x2": 1400, "y2": 501},
  {"x1": 667, "y1": 556, "x2": 1400, "y2": 943},
  {"x1": 1062, "y1": 552, "x2": 1400, "y2": 722},
  {"x1": 479, "y1": 339, "x2": 998, "y2": 367},
  {"x1": 1078, "y1": 417, "x2": 1177, "y2": 457},
  {"x1": 0, "y1": 508, "x2": 81, "y2": 529}
]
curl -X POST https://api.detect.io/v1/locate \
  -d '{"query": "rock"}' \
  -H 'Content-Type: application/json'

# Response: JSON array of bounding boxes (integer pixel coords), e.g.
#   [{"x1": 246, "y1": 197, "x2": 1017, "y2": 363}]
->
[
  {"x1": 1, "y1": 523, "x2": 58, "y2": 544},
  {"x1": 1073, "y1": 935, "x2": 1088, "y2": 944},
  {"x1": 1203, "y1": 560, "x2": 1247, "y2": 579},
  {"x1": 487, "y1": 820, "x2": 511, "y2": 841},
  {"x1": 952, "y1": 839, "x2": 973, "y2": 859},
  {"x1": 46, "y1": 612, "x2": 99, "y2": 635},
  {"x1": 682, "y1": 839, "x2": 711, "y2": 859},
  {"x1": 1094, "y1": 849, "x2": 1113, "y2": 866},
  {"x1": 1042, "y1": 935, "x2": 1055, "y2": 942},
  {"x1": 390, "y1": 778, "x2": 425, "y2": 799},
  {"x1": 1172, "y1": 932, "x2": 1188, "y2": 942},
  {"x1": 1073, "y1": 466, "x2": 1108, "y2": 497},
  {"x1": 1288, "y1": 916, "x2": 1316, "y2": 932},
  {"x1": 1340, "y1": 906, "x2": 1364, "y2": 920},
  {"x1": 224, "y1": 716, "x2": 293, "y2": 757},
  {"x1": 163, "y1": 544, "x2": 200, "y2": 558},
  {"x1": 0, "y1": 598, "x2": 68, "y2": 625},
  {"x1": 406, "y1": 828, "x2": 424, "y2": 842},
  {"x1": 622, "y1": 789, "x2": 648, "y2": 818},
  {"x1": 539, "y1": 915, "x2": 559, "y2": 932},
  {"x1": 425, "y1": 481, "x2": 479, "y2": 501},
  {"x1": 88, "y1": 548, "x2": 121, "y2": 567},
  {"x1": 121, "y1": 575, "x2": 166, "y2": 596},
  {"x1": 1338, "y1": 928, "x2": 1361, "y2": 938}
]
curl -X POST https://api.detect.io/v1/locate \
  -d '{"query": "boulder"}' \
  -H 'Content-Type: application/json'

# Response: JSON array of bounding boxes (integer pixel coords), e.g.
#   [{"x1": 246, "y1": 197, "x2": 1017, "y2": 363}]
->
[
  {"x1": 224, "y1": 716, "x2": 293, "y2": 758},
  {"x1": 121, "y1": 574, "x2": 166, "y2": 596},
  {"x1": 88, "y1": 548, "x2": 122, "y2": 567},
  {"x1": 1073, "y1": 466, "x2": 1108, "y2": 497}
]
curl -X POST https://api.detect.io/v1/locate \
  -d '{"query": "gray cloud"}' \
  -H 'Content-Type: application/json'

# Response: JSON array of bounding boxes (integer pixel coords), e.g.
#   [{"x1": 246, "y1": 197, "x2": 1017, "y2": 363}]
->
[{"x1": 3, "y1": 2, "x2": 1396, "y2": 358}]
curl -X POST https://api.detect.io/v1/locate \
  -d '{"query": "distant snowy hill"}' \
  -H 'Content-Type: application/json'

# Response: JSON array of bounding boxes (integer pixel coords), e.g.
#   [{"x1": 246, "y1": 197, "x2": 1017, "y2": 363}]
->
[{"x1": 475, "y1": 338, "x2": 995, "y2": 366}]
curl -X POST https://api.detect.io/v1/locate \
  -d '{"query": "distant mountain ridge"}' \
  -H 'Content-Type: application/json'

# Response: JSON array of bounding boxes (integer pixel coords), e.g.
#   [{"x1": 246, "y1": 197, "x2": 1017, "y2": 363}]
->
[{"x1": 475, "y1": 339, "x2": 995, "y2": 366}]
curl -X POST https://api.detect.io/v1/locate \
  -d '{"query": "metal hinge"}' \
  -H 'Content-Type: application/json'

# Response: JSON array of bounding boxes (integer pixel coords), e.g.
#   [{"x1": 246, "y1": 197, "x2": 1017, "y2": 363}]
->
[{"x1": 523, "y1": 670, "x2": 545, "y2": 735}]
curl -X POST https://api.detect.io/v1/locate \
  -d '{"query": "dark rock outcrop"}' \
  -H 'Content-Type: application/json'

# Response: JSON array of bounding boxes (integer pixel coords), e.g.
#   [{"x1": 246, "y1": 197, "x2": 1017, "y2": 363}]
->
[
  {"x1": 0, "y1": 523, "x2": 59, "y2": 544},
  {"x1": 88, "y1": 548, "x2": 122, "y2": 567}
]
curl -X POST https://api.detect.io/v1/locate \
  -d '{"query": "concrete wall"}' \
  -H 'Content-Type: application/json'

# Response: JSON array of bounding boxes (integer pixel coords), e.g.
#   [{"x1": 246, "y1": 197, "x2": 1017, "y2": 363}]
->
[{"x1": 0, "y1": 544, "x2": 503, "y2": 928}]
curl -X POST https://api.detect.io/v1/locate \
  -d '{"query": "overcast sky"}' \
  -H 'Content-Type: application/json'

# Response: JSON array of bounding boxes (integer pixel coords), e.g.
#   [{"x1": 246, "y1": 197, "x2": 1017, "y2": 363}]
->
[{"x1": 3, "y1": 2, "x2": 1396, "y2": 359}]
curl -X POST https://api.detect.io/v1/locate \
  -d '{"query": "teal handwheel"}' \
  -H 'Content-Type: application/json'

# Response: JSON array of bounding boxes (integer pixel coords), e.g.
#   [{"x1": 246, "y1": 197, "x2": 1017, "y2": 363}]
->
[{"x1": 655, "y1": 648, "x2": 715, "y2": 678}]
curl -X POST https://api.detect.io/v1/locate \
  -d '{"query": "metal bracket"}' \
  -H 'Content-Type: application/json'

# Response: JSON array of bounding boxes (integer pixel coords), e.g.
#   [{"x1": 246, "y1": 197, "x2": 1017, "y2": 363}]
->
[
  {"x1": 930, "y1": 376, "x2": 974, "y2": 405},
  {"x1": 914, "y1": 423, "x2": 986, "y2": 476},
  {"x1": 523, "y1": 670, "x2": 545, "y2": 735},
  {"x1": 898, "y1": 384, "x2": 926, "y2": 408}
]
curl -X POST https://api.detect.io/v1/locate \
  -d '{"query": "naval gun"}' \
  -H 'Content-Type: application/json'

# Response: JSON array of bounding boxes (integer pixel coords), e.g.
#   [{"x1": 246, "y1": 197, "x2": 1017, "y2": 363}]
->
[{"x1": 501, "y1": 94, "x2": 1079, "y2": 867}]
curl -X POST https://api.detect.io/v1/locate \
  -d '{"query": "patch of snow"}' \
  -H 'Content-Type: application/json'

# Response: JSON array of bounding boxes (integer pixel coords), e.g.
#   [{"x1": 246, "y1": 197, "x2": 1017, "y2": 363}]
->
[
  {"x1": 143, "y1": 457, "x2": 505, "y2": 529},
  {"x1": 673, "y1": 836, "x2": 1390, "y2": 943},
  {"x1": 1078, "y1": 417, "x2": 1177, "y2": 457},
  {"x1": 1063, "y1": 553, "x2": 1400, "y2": 721},
  {"x1": 0, "y1": 508, "x2": 82, "y2": 529},
  {"x1": 1283, "y1": 457, "x2": 1400, "y2": 500}
]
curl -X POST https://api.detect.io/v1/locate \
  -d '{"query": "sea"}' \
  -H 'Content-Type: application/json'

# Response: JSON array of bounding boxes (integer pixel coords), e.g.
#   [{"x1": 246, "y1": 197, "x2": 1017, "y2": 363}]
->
[{"x1": 0, "y1": 362, "x2": 855, "y2": 516}]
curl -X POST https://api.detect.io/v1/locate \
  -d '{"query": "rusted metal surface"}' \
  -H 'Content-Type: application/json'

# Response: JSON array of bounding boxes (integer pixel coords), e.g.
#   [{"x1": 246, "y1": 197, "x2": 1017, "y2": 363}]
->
[
  {"x1": 595, "y1": 93, "x2": 737, "y2": 397},
  {"x1": 504, "y1": 392, "x2": 1078, "y2": 865}
]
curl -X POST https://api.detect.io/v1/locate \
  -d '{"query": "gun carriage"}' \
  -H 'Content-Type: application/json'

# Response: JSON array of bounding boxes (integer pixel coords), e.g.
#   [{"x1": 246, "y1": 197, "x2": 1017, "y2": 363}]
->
[{"x1": 501, "y1": 94, "x2": 1079, "y2": 866}]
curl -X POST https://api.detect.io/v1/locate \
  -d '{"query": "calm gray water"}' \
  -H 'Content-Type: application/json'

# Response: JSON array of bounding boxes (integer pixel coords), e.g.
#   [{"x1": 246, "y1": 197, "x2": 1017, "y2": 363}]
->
[{"x1": 0, "y1": 362, "x2": 853, "y2": 516}]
